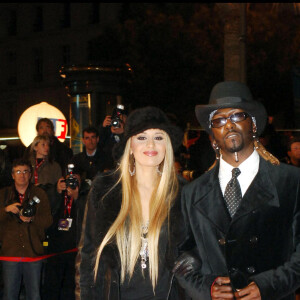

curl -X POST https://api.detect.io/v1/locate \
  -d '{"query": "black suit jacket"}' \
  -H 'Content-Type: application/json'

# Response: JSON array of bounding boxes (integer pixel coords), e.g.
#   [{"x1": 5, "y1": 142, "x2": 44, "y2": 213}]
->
[{"x1": 179, "y1": 157, "x2": 300, "y2": 300}]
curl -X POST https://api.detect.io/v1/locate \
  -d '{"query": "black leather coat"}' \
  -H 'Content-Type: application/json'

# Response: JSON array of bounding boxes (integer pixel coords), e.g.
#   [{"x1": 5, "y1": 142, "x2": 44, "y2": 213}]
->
[
  {"x1": 178, "y1": 157, "x2": 300, "y2": 300},
  {"x1": 75, "y1": 171, "x2": 187, "y2": 300}
]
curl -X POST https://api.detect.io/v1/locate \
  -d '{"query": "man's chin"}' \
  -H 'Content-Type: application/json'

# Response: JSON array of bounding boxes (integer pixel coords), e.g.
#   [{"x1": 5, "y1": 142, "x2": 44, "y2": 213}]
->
[
  {"x1": 225, "y1": 142, "x2": 243, "y2": 153},
  {"x1": 226, "y1": 143, "x2": 243, "y2": 153}
]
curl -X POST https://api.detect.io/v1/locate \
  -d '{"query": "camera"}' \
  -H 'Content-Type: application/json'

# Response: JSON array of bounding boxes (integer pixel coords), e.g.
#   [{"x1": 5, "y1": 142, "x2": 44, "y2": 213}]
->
[
  {"x1": 65, "y1": 164, "x2": 79, "y2": 190},
  {"x1": 111, "y1": 104, "x2": 125, "y2": 128},
  {"x1": 20, "y1": 196, "x2": 40, "y2": 217}
]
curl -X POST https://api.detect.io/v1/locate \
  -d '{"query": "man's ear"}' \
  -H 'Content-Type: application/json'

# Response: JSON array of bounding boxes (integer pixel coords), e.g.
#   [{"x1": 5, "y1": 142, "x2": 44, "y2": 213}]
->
[{"x1": 211, "y1": 139, "x2": 219, "y2": 150}]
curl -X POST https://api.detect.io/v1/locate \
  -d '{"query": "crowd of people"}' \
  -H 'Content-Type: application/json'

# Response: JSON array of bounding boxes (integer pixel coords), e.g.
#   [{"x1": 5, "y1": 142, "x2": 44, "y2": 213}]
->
[{"x1": 0, "y1": 80, "x2": 300, "y2": 300}]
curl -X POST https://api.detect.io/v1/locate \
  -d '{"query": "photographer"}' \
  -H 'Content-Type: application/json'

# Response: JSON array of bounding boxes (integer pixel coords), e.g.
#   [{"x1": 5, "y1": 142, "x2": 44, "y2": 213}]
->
[
  {"x1": 0, "y1": 158, "x2": 52, "y2": 300},
  {"x1": 69, "y1": 127, "x2": 107, "y2": 183},
  {"x1": 42, "y1": 165, "x2": 89, "y2": 300},
  {"x1": 98, "y1": 104, "x2": 127, "y2": 171}
]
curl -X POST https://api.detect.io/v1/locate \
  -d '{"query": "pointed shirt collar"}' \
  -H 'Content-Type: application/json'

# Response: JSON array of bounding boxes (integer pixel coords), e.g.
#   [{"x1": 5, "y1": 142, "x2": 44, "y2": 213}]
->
[{"x1": 219, "y1": 149, "x2": 259, "y2": 196}]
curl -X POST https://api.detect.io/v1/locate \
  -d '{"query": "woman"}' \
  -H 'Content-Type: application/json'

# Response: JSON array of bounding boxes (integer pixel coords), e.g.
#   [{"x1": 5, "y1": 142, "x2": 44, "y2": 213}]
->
[
  {"x1": 76, "y1": 106, "x2": 187, "y2": 300},
  {"x1": 29, "y1": 135, "x2": 62, "y2": 186},
  {"x1": 28, "y1": 135, "x2": 62, "y2": 210}
]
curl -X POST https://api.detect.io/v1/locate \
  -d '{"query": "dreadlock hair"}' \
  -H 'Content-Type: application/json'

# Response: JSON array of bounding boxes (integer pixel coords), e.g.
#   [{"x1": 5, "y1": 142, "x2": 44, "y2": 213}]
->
[{"x1": 254, "y1": 138, "x2": 280, "y2": 165}]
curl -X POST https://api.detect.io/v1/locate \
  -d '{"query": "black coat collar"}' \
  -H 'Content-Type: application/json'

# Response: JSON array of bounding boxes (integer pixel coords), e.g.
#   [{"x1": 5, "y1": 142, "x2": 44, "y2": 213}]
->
[{"x1": 192, "y1": 157, "x2": 280, "y2": 234}]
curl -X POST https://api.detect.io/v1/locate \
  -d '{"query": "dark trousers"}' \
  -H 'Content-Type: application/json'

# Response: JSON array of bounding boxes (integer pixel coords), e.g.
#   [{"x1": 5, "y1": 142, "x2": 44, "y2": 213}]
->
[
  {"x1": 1, "y1": 260, "x2": 42, "y2": 300},
  {"x1": 42, "y1": 252, "x2": 76, "y2": 300}
]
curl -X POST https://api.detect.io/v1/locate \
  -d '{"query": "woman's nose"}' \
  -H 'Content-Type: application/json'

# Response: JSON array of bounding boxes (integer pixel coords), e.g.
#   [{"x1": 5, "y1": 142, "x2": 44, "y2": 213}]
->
[{"x1": 147, "y1": 139, "x2": 154, "y2": 147}]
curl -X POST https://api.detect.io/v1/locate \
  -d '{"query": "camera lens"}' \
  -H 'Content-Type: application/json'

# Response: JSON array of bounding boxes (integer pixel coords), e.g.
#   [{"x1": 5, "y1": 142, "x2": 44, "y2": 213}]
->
[{"x1": 111, "y1": 119, "x2": 120, "y2": 128}]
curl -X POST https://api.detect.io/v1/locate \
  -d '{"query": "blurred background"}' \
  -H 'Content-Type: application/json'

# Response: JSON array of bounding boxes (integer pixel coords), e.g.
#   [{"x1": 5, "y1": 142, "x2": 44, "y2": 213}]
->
[{"x1": 0, "y1": 3, "x2": 299, "y2": 160}]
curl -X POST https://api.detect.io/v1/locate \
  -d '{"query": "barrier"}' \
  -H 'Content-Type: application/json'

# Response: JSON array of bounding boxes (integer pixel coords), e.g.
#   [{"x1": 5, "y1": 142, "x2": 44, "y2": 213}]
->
[{"x1": 0, "y1": 248, "x2": 77, "y2": 262}]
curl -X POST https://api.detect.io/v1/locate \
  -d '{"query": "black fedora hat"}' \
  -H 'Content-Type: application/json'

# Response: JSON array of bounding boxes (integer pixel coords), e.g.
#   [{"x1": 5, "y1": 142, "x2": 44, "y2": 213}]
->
[
  {"x1": 112, "y1": 106, "x2": 183, "y2": 161},
  {"x1": 195, "y1": 81, "x2": 267, "y2": 136}
]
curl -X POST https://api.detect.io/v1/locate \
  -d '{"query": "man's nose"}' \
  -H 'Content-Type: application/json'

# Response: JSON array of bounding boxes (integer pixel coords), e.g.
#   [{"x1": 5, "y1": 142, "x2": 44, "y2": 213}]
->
[{"x1": 224, "y1": 118, "x2": 235, "y2": 130}]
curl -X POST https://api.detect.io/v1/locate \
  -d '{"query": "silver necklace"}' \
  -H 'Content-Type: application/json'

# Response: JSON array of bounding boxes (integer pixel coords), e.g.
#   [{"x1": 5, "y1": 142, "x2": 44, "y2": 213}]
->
[{"x1": 140, "y1": 221, "x2": 149, "y2": 269}]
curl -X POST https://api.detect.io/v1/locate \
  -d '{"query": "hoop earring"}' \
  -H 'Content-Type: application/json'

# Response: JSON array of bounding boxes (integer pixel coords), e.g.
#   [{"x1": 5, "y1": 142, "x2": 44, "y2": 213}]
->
[
  {"x1": 129, "y1": 154, "x2": 136, "y2": 176},
  {"x1": 212, "y1": 143, "x2": 219, "y2": 150}
]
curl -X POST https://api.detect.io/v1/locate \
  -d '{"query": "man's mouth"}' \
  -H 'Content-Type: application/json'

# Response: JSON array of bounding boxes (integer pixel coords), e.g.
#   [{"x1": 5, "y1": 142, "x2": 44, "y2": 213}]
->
[{"x1": 225, "y1": 132, "x2": 239, "y2": 139}]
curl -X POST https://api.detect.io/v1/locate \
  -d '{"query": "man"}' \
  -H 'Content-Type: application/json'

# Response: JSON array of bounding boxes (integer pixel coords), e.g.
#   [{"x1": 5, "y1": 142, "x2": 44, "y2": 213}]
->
[
  {"x1": 175, "y1": 81, "x2": 300, "y2": 300},
  {"x1": 98, "y1": 105, "x2": 127, "y2": 170},
  {"x1": 70, "y1": 126, "x2": 107, "y2": 183},
  {"x1": 42, "y1": 173, "x2": 89, "y2": 300},
  {"x1": 281, "y1": 136, "x2": 300, "y2": 167},
  {"x1": 0, "y1": 158, "x2": 52, "y2": 300},
  {"x1": 24, "y1": 118, "x2": 73, "y2": 175}
]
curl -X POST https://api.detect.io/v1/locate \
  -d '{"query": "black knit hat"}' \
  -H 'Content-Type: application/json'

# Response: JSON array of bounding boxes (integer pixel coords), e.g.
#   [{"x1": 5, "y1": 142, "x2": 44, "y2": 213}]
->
[
  {"x1": 113, "y1": 106, "x2": 183, "y2": 161},
  {"x1": 195, "y1": 81, "x2": 267, "y2": 136}
]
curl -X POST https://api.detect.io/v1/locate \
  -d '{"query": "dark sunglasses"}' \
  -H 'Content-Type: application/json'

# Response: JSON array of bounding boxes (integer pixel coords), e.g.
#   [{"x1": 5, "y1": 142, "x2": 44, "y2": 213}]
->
[{"x1": 210, "y1": 112, "x2": 249, "y2": 128}]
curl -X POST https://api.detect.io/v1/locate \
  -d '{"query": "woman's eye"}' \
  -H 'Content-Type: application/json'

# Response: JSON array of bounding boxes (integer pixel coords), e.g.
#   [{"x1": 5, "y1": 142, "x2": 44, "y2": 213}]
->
[
  {"x1": 137, "y1": 136, "x2": 146, "y2": 140},
  {"x1": 155, "y1": 136, "x2": 163, "y2": 140}
]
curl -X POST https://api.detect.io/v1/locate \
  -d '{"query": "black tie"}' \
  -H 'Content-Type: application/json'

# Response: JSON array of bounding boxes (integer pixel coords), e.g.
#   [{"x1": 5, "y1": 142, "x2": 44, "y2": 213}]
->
[{"x1": 224, "y1": 168, "x2": 242, "y2": 217}]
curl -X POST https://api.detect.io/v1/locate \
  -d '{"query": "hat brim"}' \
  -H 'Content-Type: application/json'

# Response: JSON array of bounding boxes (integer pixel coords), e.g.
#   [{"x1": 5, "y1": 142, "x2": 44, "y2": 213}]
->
[{"x1": 195, "y1": 100, "x2": 267, "y2": 136}]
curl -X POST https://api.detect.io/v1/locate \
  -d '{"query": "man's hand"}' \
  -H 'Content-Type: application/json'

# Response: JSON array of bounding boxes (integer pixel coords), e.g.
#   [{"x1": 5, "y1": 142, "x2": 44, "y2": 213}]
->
[
  {"x1": 5, "y1": 202, "x2": 21, "y2": 214},
  {"x1": 57, "y1": 177, "x2": 66, "y2": 194},
  {"x1": 235, "y1": 282, "x2": 261, "y2": 300},
  {"x1": 102, "y1": 115, "x2": 112, "y2": 127},
  {"x1": 19, "y1": 215, "x2": 32, "y2": 223},
  {"x1": 211, "y1": 277, "x2": 234, "y2": 299},
  {"x1": 66, "y1": 186, "x2": 79, "y2": 200}
]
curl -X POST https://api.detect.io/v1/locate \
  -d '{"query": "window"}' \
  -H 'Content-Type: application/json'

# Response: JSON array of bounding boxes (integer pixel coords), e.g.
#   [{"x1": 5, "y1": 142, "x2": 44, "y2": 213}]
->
[
  {"x1": 33, "y1": 47, "x2": 43, "y2": 82},
  {"x1": 62, "y1": 45, "x2": 71, "y2": 65},
  {"x1": 33, "y1": 6, "x2": 44, "y2": 32},
  {"x1": 88, "y1": 3, "x2": 99, "y2": 24},
  {"x1": 7, "y1": 9, "x2": 17, "y2": 36},
  {"x1": 60, "y1": 3, "x2": 70, "y2": 28},
  {"x1": 6, "y1": 51, "x2": 17, "y2": 85},
  {"x1": 7, "y1": 76, "x2": 17, "y2": 85},
  {"x1": 7, "y1": 51, "x2": 17, "y2": 63}
]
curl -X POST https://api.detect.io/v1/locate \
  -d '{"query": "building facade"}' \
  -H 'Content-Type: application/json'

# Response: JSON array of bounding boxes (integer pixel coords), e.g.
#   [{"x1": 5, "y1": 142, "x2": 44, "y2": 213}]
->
[{"x1": 0, "y1": 3, "x2": 123, "y2": 135}]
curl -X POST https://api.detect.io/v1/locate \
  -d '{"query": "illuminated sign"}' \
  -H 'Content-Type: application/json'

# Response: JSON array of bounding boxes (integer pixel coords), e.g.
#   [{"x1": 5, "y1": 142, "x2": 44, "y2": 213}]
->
[{"x1": 18, "y1": 102, "x2": 68, "y2": 147}]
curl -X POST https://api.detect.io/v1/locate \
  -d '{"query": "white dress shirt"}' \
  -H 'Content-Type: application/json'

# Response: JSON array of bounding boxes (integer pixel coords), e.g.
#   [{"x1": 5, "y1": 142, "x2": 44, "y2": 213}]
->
[{"x1": 219, "y1": 150, "x2": 260, "y2": 197}]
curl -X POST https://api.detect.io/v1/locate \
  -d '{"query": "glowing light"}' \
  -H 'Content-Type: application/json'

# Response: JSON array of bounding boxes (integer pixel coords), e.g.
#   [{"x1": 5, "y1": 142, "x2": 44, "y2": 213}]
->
[{"x1": 18, "y1": 102, "x2": 68, "y2": 147}]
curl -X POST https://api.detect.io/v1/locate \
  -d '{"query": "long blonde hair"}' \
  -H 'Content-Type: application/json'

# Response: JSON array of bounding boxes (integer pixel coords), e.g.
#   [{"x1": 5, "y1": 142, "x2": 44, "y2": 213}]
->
[{"x1": 94, "y1": 133, "x2": 178, "y2": 289}]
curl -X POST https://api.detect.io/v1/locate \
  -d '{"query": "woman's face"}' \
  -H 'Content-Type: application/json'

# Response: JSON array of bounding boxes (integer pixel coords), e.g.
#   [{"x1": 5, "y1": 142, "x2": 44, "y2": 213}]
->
[
  {"x1": 34, "y1": 140, "x2": 50, "y2": 158},
  {"x1": 130, "y1": 129, "x2": 167, "y2": 169}
]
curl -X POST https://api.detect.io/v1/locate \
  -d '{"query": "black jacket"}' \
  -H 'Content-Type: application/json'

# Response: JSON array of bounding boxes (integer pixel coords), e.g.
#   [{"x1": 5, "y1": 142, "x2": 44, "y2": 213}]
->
[
  {"x1": 75, "y1": 171, "x2": 187, "y2": 300},
  {"x1": 98, "y1": 126, "x2": 124, "y2": 170},
  {"x1": 46, "y1": 183, "x2": 89, "y2": 253},
  {"x1": 69, "y1": 147, "x2": 107, "y2": 181},
  {"x1": 178, "y1": 157, "x2": 300, "y2": 300}
]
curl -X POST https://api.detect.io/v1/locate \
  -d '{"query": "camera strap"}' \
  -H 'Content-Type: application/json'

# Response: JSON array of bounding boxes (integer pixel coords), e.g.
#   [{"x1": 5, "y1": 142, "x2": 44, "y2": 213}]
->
[
  {"x1": 34, "y1": 158, "x2": 45, "y2": 184},
  {"x1": 18, "y1": 193, "x2": 25, "y2": 204},
  {"x1": 63, "y1": 192, "x2": 73, "y2": 218}
]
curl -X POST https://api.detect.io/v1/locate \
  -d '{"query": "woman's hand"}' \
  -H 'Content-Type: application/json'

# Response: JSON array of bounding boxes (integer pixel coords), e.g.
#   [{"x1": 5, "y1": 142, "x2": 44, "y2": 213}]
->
[{"x1": 172, "y1": 250, "x2": 201, "y2": 277}]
